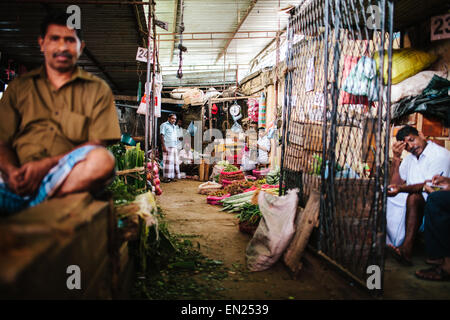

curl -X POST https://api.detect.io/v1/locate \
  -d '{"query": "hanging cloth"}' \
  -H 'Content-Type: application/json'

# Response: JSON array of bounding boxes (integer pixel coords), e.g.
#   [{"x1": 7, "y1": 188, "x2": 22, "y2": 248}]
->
[{"x1": 258, "y1": 91, "x2": 266, "y2": 128}]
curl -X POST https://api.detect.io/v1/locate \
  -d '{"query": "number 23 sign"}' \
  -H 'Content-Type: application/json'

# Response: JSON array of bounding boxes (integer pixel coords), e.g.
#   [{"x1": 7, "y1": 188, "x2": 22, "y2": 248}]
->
[{"x1": 431, "y1": 14, "x2": 450, "y2": 41}]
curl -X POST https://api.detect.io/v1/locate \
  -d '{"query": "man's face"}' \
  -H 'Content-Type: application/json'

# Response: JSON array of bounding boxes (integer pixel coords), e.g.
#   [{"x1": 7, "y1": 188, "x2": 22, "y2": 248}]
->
[
  {"x1": 39, "y1": 24, "x2": 84, "y2": 73},
  {"x1": 169, "y1": 115, "x2": 177, "y2": 124},
  {"x1": 259, "y1": 130, "x2": 265, "y2": 138},
  {"x1": 402, "y1": 134, "x2": 427, "y2": 157}
]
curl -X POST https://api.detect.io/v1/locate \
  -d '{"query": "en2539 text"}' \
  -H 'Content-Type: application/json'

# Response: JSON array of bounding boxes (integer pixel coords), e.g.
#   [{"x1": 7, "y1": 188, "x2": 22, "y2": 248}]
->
[{"x1": 225, "y1": 304, "x2": 269, "y2": 315}]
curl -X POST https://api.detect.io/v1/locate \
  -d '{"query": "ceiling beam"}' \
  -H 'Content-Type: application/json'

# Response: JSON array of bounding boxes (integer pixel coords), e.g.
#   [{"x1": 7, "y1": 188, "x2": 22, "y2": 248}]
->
[
  {"x1": 169, "y1": 0, "x2": 179, "y2": 64},
  {"x1": 130, "y1": 2, "x2": 148, "y2": 48},
  {"x1": 215, "y1": 0, "x2": 258, "y2": 64}
]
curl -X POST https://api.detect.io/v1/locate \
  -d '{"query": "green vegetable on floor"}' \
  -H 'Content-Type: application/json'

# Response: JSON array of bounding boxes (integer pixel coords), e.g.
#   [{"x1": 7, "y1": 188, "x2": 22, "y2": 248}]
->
[{"x1": 235, "y1": 203, "x2": 261, "y2": 225}]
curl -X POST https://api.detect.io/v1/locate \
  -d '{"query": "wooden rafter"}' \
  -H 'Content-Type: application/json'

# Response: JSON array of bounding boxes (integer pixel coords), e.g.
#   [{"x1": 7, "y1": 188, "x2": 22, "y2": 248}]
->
[{"x1": 215, "y1": 0, "x2": 258, "y2": 64}]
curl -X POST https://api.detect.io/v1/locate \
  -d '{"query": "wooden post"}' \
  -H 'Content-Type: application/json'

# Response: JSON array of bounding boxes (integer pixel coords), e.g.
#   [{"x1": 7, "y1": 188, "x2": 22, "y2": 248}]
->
[
  {"x1": 208, "y1": 98, "x2": 212, "y2": 139},
  {"x1": 283, "y1": 189, "x2": 320, "y2": 277}
]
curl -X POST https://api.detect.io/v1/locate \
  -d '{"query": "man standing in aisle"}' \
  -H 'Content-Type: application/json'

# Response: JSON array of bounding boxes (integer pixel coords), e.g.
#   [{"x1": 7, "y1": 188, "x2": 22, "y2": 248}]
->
[
  {"x1": 0, "y1": 11, "x2": 121, "y2": 215},
  {"x1": 160, "y1": 114, "x2": 181, "y2": 182},
  {"x1": 386, "y1": 125, "x2": 450, "y2": 265}
]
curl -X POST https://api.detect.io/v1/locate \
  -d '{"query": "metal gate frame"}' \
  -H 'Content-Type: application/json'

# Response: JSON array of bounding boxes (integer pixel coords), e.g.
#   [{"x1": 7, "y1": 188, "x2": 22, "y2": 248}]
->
[{"x1": 280, "y1": 0, "x2": 394, "y2": 294}]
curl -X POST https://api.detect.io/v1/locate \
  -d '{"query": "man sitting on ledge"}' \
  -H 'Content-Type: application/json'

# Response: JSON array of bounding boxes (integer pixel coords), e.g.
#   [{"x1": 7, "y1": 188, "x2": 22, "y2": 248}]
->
[
  {"x1": 0, "y1": 11, "x2": 121, "y2": 216},
  {"x1": 386, "y1": 125, "x2": 450, "y2": 265}
]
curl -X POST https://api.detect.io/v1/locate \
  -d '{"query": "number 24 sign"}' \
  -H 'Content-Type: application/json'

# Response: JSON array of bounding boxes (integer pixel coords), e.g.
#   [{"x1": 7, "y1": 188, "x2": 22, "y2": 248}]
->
[
  {"x1": 136, "y1": 47, "x2": 153, "y2": 63},
  {"x1": 431, "y1": 14, "x2": 450, "y2": 41}
]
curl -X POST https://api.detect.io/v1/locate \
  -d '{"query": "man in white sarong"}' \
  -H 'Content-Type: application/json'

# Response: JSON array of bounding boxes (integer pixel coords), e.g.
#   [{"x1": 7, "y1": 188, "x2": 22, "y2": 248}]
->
[{"x1": 386, "y1": 125, "x2": 450, "y2": 265}]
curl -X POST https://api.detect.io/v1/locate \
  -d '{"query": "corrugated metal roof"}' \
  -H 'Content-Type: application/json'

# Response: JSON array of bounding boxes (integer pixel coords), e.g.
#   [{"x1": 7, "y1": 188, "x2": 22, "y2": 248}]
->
[
  {"x1": 156, "y1": 0, "x2": 303, "y2": 86},
  {"x1": 0, "y1": 1, "x2": 147, "y2": 95},
  {"x1": 2, "y1": 0, "x2": 449, "y2": 92}
]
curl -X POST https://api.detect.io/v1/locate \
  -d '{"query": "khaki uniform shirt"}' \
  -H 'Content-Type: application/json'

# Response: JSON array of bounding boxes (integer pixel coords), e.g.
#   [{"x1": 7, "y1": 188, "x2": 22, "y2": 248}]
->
[{"x1": 0, "y1": 66, "x2": 121, "y2": 165}]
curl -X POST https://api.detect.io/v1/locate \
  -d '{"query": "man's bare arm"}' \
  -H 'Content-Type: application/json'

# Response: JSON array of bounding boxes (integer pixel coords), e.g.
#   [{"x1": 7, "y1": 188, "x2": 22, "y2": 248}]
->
[
  {"x1": 5, "y1": 140, "x2": 109, "y2": 196},
  {"x1": 160, "y1": 134, "x2": 167, "y2": 153},
  {"x1": 390, "y1": 141, "x2": 406, "y2": 185},
  {"x1": 0, "y1": 142, "x2": 20, "y2": 175},
  {"x1": 0, "y1": 142, "x2": 23, "y2": 193}
]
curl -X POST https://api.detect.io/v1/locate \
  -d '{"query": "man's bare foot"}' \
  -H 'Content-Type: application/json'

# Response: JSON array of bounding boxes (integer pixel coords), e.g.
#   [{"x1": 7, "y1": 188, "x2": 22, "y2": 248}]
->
[
  {"x1": 387, "y1": 244, "x2": 413, "y2": 266},
  {"x1": 415, "y1": 266, "x2": 450, "y2": 281}
]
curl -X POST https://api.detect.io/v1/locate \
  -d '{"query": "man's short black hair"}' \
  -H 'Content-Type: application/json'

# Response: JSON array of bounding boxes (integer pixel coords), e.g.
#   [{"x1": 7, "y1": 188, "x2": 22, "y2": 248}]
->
[
  {"x1": 168, "y1": 113, "x2": 177, "y2": 118},
  {"x1": 396, "y1": 125, "x2": 419, "y2": 141},
  {"x1": 40, "y1": 10, "x2": 83, "y2": 40}
]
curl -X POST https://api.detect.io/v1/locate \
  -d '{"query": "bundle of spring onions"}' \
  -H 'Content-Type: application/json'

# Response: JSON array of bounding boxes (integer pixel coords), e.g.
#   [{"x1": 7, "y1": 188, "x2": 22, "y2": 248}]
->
[
  {"x1": 220, "y1": 188, "x2": 279, "y2": 212},
  {"x1": 220, "y1": 190, "x2": 256, "y2": 212}
]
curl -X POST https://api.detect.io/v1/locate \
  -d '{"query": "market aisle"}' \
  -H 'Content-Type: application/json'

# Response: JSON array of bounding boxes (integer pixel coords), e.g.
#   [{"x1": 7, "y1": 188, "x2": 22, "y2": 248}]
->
[{"x1": 157, "y1": 180, "x2": 369, "y2": 300}]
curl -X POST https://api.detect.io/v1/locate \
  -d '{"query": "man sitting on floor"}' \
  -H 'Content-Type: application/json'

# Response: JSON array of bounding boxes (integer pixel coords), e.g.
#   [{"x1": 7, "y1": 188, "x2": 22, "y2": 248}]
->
[
  {"x1": 0, "y1": 11, "x2": 121, "y2": 216},
  {"x1": 386, "y1": 126, "x2": 450, "y2": 265},
  {"x1": 415, "y1": 175, "x2": 450, "y2": 281},
  {"x1": 178, "y1": 139, "x2": 199, "y2": 178},
  {"x1": 386, "y1": 125, "x2": 450, "y2": 265}
]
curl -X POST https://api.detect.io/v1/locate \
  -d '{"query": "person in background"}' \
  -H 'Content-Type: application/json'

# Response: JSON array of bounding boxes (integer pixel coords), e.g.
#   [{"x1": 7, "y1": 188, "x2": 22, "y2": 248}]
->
[
  {"x1": 178, "y1": 139, "x2": 198, "y2": 178},
  {"x1": 415, "y1": 175, "x2": 450, "y2": 281},
  {"x1": 160, "y1": 114, "x2": 181, "y2": 182},
  {"x1": 386, "y1": 125, "x2": 450, "y2": 265},
  {"x1": 257, "y1": 127, "x2": 271, "y2": 169},
  {"x1": 0, "y1": 11, "x2": 121, "y2": 215},
  {"x1": 176, "y1": 118, "x2": 184, "y2": 152}
]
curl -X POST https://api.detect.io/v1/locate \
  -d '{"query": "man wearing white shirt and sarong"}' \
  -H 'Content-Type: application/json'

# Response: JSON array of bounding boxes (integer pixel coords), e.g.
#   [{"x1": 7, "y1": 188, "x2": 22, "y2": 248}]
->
[
  {"x1": 160, "y1": 114, "x2": 181, "y2": 182},
  {"x1": 386, "y1": 125, "x2": 450, "y2": 265}
]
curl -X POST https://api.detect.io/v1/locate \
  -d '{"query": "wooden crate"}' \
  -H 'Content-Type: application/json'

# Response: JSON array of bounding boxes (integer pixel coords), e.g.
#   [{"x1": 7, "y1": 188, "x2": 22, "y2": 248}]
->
[{"x1": 0, "y1": 193, "x2": 118, "y2": 299}]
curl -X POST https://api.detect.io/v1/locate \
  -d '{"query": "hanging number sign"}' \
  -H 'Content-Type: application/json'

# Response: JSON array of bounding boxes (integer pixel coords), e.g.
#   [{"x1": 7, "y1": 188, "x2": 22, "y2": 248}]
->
[
  {"x1": 431, "y1": 14, "x2": 450, "y2": 41},
  {"x1": 136, "y1": 47, "x2": 153, "y2": 63}
]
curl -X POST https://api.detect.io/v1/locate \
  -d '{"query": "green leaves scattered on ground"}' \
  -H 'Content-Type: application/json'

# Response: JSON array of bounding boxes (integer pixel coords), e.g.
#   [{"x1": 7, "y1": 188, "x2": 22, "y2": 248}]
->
[{"x1": 131, "y1": 218, "x2": 230, "y2": 300}]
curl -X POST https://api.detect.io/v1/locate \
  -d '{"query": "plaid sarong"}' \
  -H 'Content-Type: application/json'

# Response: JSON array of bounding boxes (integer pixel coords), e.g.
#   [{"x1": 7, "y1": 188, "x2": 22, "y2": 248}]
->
[
  {"x1": 0, "y1": 145, "x2": 98, "y2": 216},
  {"x1": 163, "y1": 147, "x2": 181, "y2": 179}
]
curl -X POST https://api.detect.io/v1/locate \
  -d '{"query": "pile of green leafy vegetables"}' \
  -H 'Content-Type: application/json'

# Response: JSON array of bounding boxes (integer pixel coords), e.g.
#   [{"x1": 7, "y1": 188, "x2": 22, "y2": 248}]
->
[
  {"x1": 235, "y1": 203, "x2": 261, "y2": 225},
  {"x1": 107, "y1": 142, "x2": 147, "y2": 204},
  {"x1": 223, "y1": 164, "x2": 239, "y2": 172},
  {"x1": 108, "y1": 142, "x2": 145, "y2": 171}
]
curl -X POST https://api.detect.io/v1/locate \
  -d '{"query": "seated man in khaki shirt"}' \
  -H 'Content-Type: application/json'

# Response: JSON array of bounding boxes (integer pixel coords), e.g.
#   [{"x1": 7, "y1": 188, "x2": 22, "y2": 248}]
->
[{"x1": 0, "y1": 11, "x2": 121, "y2": 215}]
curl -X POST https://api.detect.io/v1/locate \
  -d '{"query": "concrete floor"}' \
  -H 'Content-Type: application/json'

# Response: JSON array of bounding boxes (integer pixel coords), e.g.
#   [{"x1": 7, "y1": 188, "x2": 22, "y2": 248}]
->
[{"x1": 158, "y1": 179, "x2": 450, "y2": 300}]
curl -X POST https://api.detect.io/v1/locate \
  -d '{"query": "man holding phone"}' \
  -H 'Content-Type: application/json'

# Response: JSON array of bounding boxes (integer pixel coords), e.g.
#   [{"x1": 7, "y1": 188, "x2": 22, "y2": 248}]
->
[{"x1": 386, "y1": 125, "x2": 450, "y2": 265}]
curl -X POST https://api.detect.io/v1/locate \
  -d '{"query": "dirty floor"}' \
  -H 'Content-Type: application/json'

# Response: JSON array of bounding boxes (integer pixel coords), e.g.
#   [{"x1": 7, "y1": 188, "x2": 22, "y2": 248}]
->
[{"x1": 157, "y1": 179, "x2": 450, "y2": 300}]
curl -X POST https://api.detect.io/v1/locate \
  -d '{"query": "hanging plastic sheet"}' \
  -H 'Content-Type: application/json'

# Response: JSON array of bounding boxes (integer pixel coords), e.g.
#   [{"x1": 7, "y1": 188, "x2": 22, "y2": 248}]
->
[
  {"x1": 392, "y1": 75, "x2": 450, "y2": 126},
  {"x1": 187, "y1": 121, "x2": 197, "y2": 136}
]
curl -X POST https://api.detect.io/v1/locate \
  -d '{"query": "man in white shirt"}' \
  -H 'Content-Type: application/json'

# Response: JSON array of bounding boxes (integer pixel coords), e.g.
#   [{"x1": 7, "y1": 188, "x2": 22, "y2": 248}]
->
[
  {"x1": 160, "y1": 114, "x2": 181, "y2": 182},
  {"x1": 386, "y1": 125, "x2": 450, "y2": 265}
]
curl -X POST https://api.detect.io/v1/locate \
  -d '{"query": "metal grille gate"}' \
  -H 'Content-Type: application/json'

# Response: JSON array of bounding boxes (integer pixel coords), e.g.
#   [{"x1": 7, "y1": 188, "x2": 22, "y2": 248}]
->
[{"x1": 280, "y1": 0, "x2": 394, "y2": 291}]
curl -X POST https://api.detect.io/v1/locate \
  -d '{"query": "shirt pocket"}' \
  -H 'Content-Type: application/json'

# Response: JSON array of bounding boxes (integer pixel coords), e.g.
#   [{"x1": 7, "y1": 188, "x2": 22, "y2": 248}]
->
[{"x1": 60, "y1": 110, "x2": 89, "y2": 143}]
